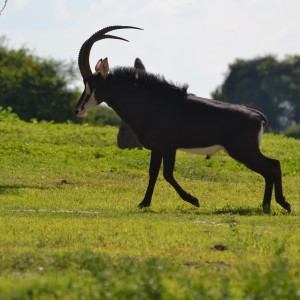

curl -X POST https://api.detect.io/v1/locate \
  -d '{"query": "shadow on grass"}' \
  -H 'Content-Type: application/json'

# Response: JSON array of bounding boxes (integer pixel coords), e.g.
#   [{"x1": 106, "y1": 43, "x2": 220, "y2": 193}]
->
[
  {"x1": 139, "y1": 207, "x2": 159, "y2": 214},
  {"x1": 0, "y1": 184, "x2": 52, "y2": 195},
  {"x1": 212, "y1": 206, "x2": 263, "y2": 216},
  {"x1": 211, "y1": 206, "x2": 292, "y2": 216},
  {"x1": 135, "y1": 205, "x2": 264, "y2": 216}
]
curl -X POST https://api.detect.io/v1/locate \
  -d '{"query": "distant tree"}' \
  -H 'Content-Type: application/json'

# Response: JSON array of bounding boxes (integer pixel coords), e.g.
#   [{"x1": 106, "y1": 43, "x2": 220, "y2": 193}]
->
[
  {"x1": 0, "y1": 37, "x2": 80, "y2": 122},
  {"x1": 211, "y1": 55, "x2": 300, "y2": 132}
]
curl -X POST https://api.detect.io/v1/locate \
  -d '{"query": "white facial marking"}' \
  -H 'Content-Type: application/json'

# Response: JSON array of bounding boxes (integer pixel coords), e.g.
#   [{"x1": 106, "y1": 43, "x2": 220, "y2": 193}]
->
[
  {"x1": 85, "y1": 82, "x2": 91, "y2": 95},
  {"x1": 76, "y1": 86, "x2": 98, "y2": 118},
  {"x1": 81, "y1": 90, "x2": 98, "y2": 116},
  {"x1": 180, "y1": 145, "x2": 223, "y2": 156}
]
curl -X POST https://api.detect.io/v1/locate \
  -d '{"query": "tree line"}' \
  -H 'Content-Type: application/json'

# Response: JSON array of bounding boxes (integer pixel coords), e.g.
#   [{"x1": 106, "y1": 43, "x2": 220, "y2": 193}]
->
[
  {"x1": 0, "y1": 37, "x2": 120, "y2": 126},
  {"x1": 211, "y1": 55, "x2": 300, "y2": 133},
  {"x1": 1, "y1": 37, "x2": 300, "y2": 137}
]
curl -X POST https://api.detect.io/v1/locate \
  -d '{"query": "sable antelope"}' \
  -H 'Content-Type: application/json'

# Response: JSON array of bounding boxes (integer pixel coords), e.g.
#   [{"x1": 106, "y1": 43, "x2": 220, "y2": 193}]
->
[{"x1": 75, "y1": 25, "x2": 291, "y2": 213}]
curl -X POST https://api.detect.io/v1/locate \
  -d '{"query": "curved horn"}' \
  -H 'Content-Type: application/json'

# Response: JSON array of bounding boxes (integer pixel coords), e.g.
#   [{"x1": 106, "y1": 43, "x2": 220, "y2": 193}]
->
[{"x1": 78, "y1": 25, "x2": 143, "y2": 80}]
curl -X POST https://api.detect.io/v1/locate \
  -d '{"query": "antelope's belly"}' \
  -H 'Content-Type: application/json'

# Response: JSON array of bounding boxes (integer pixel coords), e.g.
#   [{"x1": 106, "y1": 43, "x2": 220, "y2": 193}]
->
[{"x1": 179, "y1": 145, "x2": 223, "y2": 156}]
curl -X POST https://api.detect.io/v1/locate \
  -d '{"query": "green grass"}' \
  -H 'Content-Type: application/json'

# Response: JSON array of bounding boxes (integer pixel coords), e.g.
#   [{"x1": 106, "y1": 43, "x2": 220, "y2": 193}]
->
[{"x1": 0, "y1": 115, "x2": 300, "y2": 299}]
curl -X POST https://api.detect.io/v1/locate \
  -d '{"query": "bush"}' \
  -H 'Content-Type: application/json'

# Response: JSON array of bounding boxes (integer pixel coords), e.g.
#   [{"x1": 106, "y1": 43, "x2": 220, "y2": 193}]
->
[
  {"x1": 83, "y1": 105, "x2": 121, "y2": 127},
  {"x1": 242, "y1": 245, "x2": 300, "y2": 299},
  {"x1": 0, "y1": 106, "x2": 21, "y2": 122},
  {"x1": 0, "y1": 37, "x2": 80, "y2": 123},
  {"x1": 284, "y1": 123, "x2": 300, "y2": 139}
]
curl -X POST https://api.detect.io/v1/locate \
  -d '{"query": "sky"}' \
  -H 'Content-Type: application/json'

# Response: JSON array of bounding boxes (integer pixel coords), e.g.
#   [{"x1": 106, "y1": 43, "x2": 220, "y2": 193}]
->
[{"x1": 1, "y1": 0, "x2": 300, "y2": 97}]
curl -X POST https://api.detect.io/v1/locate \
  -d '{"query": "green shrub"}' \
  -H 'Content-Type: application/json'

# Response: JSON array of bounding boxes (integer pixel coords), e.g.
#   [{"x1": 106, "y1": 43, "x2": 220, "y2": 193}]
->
[
  {"x1": 243, "y1": 245, "x2": 300, "y2": 299},
  {"x1": 284, "y1": 123, "x2": 300, "y2": 139},
  {"x1": 0, "y1": 106, "x2": 21, "y2": 122}
]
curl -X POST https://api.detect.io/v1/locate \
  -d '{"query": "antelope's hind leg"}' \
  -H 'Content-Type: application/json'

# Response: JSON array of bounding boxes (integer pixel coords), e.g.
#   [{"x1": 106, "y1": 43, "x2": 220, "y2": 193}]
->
[
  {"x1": 272, "y1": 159, "x2": 291, "y2": 213},
  {"x1": 253, "y1": 156, "x2": 290, "y2": 213},
  {"x1": 228, "y1": 146, "x2": 291, "y2": 213}
]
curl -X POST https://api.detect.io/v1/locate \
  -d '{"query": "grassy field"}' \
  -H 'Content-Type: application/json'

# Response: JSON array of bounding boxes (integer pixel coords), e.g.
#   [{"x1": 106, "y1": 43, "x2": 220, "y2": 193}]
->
[{"x1": 0, "y1": 110, "x2": 300, "y2": 299}]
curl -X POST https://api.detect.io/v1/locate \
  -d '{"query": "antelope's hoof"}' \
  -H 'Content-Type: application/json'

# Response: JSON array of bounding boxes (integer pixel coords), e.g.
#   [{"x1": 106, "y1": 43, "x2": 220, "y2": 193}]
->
[
  {"x1": 284, "y1": 202, "x2": 291, "y2": 213},
  {"x1": 262, "y1": 204, "x2": 271, "y2": 214},
  {"x1": 138, "y1": 201, "x2": 150, "y2": 209},
  {"x1": 192, "y1": 199, "x2": 200, "y2": 208},
  {"x1": 186, "y1": 195, "x2": 200, "y2": 207},
  {"x1": 278, "y1": 196, "x2": 291, "y2": 213}
]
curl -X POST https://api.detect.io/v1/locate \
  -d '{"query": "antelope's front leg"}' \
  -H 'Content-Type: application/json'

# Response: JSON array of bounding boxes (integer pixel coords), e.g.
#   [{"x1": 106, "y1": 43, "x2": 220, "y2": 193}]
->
[
  {"x1": 138, "y1": 150, "x2": 162, "y2": 208},
  {"x1": 163, "y1": 150, "x2": 199, "y2": 207}
]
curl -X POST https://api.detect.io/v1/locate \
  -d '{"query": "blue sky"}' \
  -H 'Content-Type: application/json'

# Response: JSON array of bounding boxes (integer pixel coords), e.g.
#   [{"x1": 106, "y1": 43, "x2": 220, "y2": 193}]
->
[{"x1": 1, "y1": 0, "x2": 300, "y2": 97}]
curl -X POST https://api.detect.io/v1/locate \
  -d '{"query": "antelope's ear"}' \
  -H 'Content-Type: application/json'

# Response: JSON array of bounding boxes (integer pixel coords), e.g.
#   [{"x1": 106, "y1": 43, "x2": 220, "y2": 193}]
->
[
  {"x1": 95, "y1": 57, "x2": 109, "y2": 79},
  {"x1": 95, "y1": 59, "x2": 103, "y2": 73}
]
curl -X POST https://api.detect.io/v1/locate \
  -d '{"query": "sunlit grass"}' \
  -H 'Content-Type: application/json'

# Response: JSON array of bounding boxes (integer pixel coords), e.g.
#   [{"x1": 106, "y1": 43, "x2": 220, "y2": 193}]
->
[{"x1": 0, "y1": 119, "x2": 300, "y2": 298}]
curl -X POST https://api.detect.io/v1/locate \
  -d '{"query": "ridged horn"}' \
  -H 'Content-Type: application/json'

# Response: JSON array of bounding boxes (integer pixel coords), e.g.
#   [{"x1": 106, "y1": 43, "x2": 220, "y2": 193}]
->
[{"x1": 78, "y1": 25, "x2": 143, "y2": 80}]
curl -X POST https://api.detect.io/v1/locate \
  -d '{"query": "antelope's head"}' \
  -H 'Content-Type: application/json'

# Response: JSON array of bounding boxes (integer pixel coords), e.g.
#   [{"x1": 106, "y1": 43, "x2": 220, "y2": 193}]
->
[{"x1": 75, "y1": 25, "x2": 142, "y2": 117}]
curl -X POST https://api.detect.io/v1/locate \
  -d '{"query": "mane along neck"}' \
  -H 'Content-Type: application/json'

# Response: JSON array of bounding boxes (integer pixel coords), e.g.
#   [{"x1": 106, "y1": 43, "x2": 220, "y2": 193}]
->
[{"x1": 110, "y1": 67, "x2": 189, "y2": 99}]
